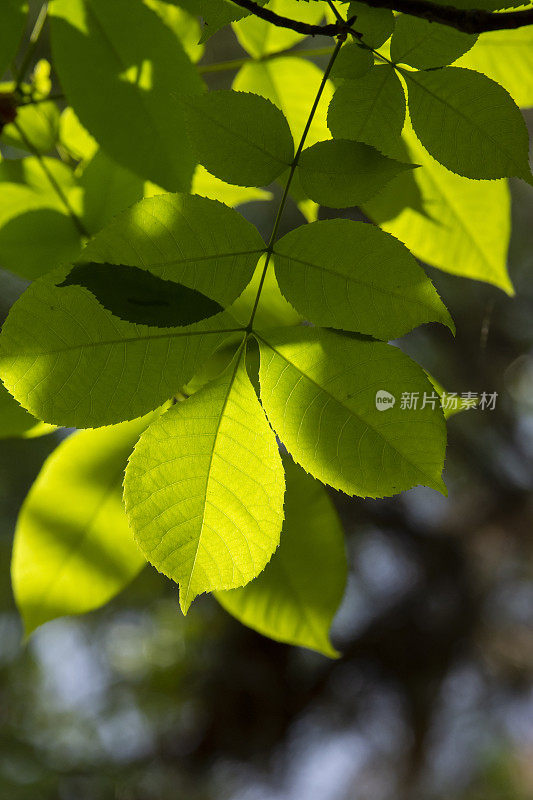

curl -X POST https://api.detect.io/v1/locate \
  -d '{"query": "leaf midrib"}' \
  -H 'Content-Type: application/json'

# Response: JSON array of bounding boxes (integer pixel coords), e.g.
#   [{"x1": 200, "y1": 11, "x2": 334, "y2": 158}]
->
[{"x1": 258, "y1": 334, "x2": 442, "y2": 486}]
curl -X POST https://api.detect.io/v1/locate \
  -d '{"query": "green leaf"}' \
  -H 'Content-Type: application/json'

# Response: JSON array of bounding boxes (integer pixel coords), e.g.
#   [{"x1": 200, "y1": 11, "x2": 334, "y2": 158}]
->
[
  {"x1": 192, "y1": 165, "x2": 272, "y2": 207},
  {"x1": 230, "y1": 255, "x2": 302, "y2": 330},
  {"x1": 0, "y1": 193, "x2": 261, "y2": 427},
  {"x1": 0, "y1": 180, "x2": 82, "y2": 280},
  {"x1": 404, "y1": 66, "x2": 532, "y2": 181},
  {"x1": 144, "y1": 0, "x2": 204, "y2": 63},
  {"x1": 233, "y1": 56, "x2": 334, "y2": 148},
  {"x1": 390, "y1": 15, "x2": 477, "y2": 69},
  {"x1": 12, "y1": 418, "x2": 149, "y2": 635},
  {"x1": 0, "y1": 381, "x2": 54, "y2": 439},
  {"x1": 456, "y1": 28, "x2": 533, "y2": 109},
  {"x1": 59, "y1": 262, "x2": 224, "y2": 327},
  {"x1": 328, "y1": 65, "x2": 406, "y2": 158},
  {"x1": 365, "y1": 122, "x2": 513, "y2": 293},
  {"x1": 273, "y1": 219, "x2": 453, "y2": 338},
  {"x1": 59, "y1": 107, "x2": 98, "y2": 162},
  {"x1": 331, "y1": 42, "x2": 373, "y2": 81},
  {"x1": 193, "y1": 0, "x2": 268, "y2": 42},
  {"x1": 360, "y1": 137, "x2": 426, "y2": 223},
  {"x1": 124, "y1": 348, "x2": 285, "y2": 614},
  {"x1": 50, "y1": 0, "x2": 204, "y2": 191},
  {"x1": 79, "y1": 193, "x2": 265, "y2": 307},
  {"x1": 0, "y1": 269, "x2": 235, "y2": 427},
  {"x1": 183, "y1": 90, "x2": 294, "y2": 188},
  {"x1": 298, "y1": 139, "x2": 416, "y2": 208},
  {"x1": 0, "y1": 1, "x2": 27, "y2": 80},
  {"x1": 79, "y1": 149, "x2": 145, "y2": 233},
  {"x1": 258, "y1": 326, "x2": 447, "y2": 498},
  {"x1": 232, "y1": 0, "x2": 324, "y2": 58},
  {"x1": 348, "y1": 2, "x2": 395, "y2": 48},
  {"x1": 216, "y1": 456, "x2": 346, "y2": 658},
  {"x1": 2, "y1": 100, "x2": 60, "y2": 154}
]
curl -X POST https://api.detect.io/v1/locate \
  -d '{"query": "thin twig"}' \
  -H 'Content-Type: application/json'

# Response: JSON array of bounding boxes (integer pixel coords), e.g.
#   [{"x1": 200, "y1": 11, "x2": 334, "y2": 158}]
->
[
  {"x1": 247, "y1": 38, "x2": 344, "y2": 330},
  {"x1": 12, "y1": 119, "x2": 90, "y2": 238},
  {"x1": 229, "y1": 0, "x2": 533, "y2": 35},
  {"x1": 14, "y1": 2, "x2": 49, "y2": 94}
]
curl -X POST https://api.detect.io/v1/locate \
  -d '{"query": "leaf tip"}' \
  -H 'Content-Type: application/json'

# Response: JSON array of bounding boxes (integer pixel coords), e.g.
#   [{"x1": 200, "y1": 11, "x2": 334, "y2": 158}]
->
[{"x1": 179, "y1": 587, "x2": 194, "y2": 616}]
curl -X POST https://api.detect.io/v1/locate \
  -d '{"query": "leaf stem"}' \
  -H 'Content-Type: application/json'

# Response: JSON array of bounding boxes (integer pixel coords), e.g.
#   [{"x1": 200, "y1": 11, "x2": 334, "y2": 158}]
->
[
  {"x1": 198, "y1": 46, "x2": 335, "y2": 75},
  {"x1": 246, "y1": 37, "x2": 344, "y2": 331},
  {"x1": 14, "y1": 2, "x2": 49, "y2": 95},
  {"x1": 12, "y1": 119, "x2": 90, "y2": 239}
]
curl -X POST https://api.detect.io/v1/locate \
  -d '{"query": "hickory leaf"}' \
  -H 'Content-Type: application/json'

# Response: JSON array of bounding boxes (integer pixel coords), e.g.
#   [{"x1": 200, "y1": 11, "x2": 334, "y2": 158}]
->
[
  {"x1": 12, "y1": 418, "x2": 149, "y2": 635},
  {"x1": 258, "y1": 326, "x2": 447, "y2": 498},
  {"x1": 273, "y1": 219, "x2": 453, "y2": 338},
  {"x1": 58, "y1": 263, "x2": 224, "y2": 328},
  {"x1": 217, "y1": 456, "x2": 347, "y2": 658},
  {"x1": 457, "y1": 28, "x2": 533, "y2": 109},
  {"x1": 76, "y1": 194, "x2": 265, "y2": 308},
  {"x1": 232, "y1": 0, "x2": 324, "y2": 58},
  {"x1": 0, "y1": 381, "x2": 54, "y2": 440},
  {"x1": 0, "y1": 1, "x2": 27, "y2": 80},
  {"x1": 0, "y1": 176, "x2": 82, "y2": 281},
  {"x1": 390, "y1": 15, "x2": 477, "y2": 69},
  {"x1": 0, "y1": 192, "x2": 264, "y2": 428},
  {"x1": 298, "y1": 139, "x2": 416, "y2": 208},
  {"x1": 0, "y1": 271, "x2": 235, "y2": 428},
  {"x1": 347, "y1": 2, "x2": 395, "y2": 48},
  {"x1": 1, "y1": 100, "x2": 60, "y2": 154},
  {"x1": 404, "y1": 67, "x2": 532, "y2": 181},
  {"x1": 328, "y1": 65, "x2": 406, "y2": 158},
  {"x1": 233, "y1": 57, "x2": 334, "y2": 148},
  {"x1": 183, "y1": 90, "x2": 294, "y2": 188},
  {"x1": 50, "y1": 0, "x2": 204, "y2": 191},
  {"x1": 124, "y1": 348, "x2": 285, "y2": 614},
  {"x1": 79, "y1": 150, "x2": 145, "y2": 234},
  {"x1": 365, "y1": 123, "x2": 513, "y2": 293},
  {"x1": 331, "y1": 42, "x2": 373, "y2": 82}
]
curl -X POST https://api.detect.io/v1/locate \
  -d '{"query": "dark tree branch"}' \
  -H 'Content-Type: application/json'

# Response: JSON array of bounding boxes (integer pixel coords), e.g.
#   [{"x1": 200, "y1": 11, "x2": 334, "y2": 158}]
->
[{"x1": 229, "y1": 0, "x2": 533, "y2": 36}]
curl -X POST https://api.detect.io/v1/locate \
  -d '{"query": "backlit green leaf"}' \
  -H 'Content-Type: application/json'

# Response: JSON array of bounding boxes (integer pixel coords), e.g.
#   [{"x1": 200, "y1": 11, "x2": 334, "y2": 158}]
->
[
  {"x1": 2, "y1": 100, "x2": 60, "y2": 154},
  {"x1": 50, "y1": 0, "x2": 204, "y2": 190},
  {"x1": 0, "y1": 193, "x2": 262, "y2": 427},
  {"x1": 390, "y1": 15, "x2": 477, "y2": 69},
  {"x1": 233, "y1": 56, "x2": 334, "y2": 147},
  {"x1": 144, "y1": 0, "x2": 204, "y2": 63},
  {"x1": 0, "y1": 174, "x2": 82, "y2": 280},
  {"x1": 59, "y1": 262, "x2": 224, "y2": 327},
  {"x1": 191, "y1": 165, "x2": 272, "y2": 208},
  {"x1": 456, "y1": 28, "x2": 533, "y2": 109},
  {"x1": 217, "y1": 456, "x2": 346, "y2": 658},
  {"x1": 331, "y1": 42, "x2": 373, "y2": 81},
  {"x1": 232, "y1": 0, "x2": 324, "y2": 58},
  {"x1": 12, "y1": 418, "x2": 149, "y2": 635},
  {"x1": 78, "y1": 194, "x2": 265, "y2": 306},
  {"x1": 298, "y1": 139, "x2": 415, "y2": 207},
  {"x1": 404, "y1": 66, "x2": 532, "y2": 181},
  {"x1": 328, "y1": 65, "x2": 406, "y2": 158},
  {"x1": 0, "y1": 381, "x2": 53, "y2": 439},
  {"x1": 273, "y1": 219, "x2": 453, "y2": 338},
  {"x1": 258, "y1": 326, "x2": 447, "y2": 498},
  {"x1": 0, "y1": 268, "x2": 236, "y2": 427},
  {"x1": 124, "y1": 348, "x2": 285, "y2": 614},
  {"x1": 0, "y1": 1, "x2": 27, "y2": 80},
  {"x1": 348, "y1": 2, "x2": 395, "y2": 48},
  {"x1": 183, "y1": 90, "x2": 294, "y2": 188},
  {"x1": 365, "y1": 123, "x2": 513, "y2": 293},
  {"x1": 79, "y1": 149, "x2": 145, "y2": 233}
]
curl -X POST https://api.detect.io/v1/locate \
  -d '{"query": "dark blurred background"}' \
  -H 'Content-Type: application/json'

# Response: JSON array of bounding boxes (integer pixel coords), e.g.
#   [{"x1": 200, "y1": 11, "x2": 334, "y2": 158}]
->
[{"x1": 1, "y1": 6, "x2": 533, "y2": 800}]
